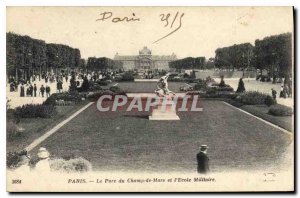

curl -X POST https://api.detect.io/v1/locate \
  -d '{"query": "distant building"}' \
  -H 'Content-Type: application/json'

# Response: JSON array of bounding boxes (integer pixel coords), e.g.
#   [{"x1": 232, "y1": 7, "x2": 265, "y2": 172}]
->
[{"x1": 114, "y1": 46, "x2": 177, "y2": 71}]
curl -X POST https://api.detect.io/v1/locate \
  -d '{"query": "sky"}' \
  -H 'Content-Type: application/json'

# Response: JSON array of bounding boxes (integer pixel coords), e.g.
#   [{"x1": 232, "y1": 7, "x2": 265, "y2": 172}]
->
[{"x1": 6, "y1": 6, "x2": 293, "y2": 59}]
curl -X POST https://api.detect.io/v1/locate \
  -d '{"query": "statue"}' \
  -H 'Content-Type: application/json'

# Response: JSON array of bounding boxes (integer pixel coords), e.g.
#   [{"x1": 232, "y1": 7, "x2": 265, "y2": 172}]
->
[
  {"x1": 155, "y1": 73, "x2": 175, "y2": 97},
  {"x1": 150, "y1": 72, "x2": 180, "y2": 120}
]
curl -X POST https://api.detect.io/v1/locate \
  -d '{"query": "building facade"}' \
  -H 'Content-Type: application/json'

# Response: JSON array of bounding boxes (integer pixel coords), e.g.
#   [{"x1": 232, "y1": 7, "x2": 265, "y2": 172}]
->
[{"x1": 114, "y1": 47, "x2": 177, "y2": 71}]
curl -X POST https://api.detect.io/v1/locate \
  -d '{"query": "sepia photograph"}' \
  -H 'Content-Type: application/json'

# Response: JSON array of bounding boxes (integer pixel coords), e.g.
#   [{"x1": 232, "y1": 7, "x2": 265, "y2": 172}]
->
[{"x1": 5, "y1": 6, "x2": 294, "y2": 192}]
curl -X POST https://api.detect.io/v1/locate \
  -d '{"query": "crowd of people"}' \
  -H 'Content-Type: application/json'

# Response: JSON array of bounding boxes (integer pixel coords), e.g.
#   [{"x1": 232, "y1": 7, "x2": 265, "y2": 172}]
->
[
  {"x1": 271, "y1": 78, "x2": 293, "y2": 100},
  {"x1": 8, "y1": 70, "x2": 120, "y2": 99},
  {"x1": 8, "y1": 73, "x2": 63, "y2": 98}
]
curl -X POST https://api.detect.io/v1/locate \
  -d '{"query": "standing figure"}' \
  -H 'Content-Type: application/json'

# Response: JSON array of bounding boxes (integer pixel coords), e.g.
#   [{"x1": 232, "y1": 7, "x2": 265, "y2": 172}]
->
[
  {"x1": 280, "y1": 85, "x2": 284, "y2": 98},
  {"x1": 20, "y1": 84, "x2": 25, "y2": 97},
  {"x1": 45, "y1": 75, "x2": 48, "y2": 83},
  {"x1": 29, "y1": 84, "x2": 33, "y2": 97},
  {"x1": 196, "y1": 145, "x2": 210, "y2": 174},
  {"x1": 271, "y1": 88, "x2": 277, "y2": 100},
  {"x1": 46, "y1": 85, "x2": 51, "y2": 98},
  {"x1": 40, "y1": 85, "x2": 45, "y2": 97},
  {"x1": 33, "y1": 84, "x2": 37, "y2": 97},
  {"x1": 57, "y1": 80, "x2": 63, "y2": 93},
  {"x1": 284, "y1": 84, "x2": 289, "y2": 98}
]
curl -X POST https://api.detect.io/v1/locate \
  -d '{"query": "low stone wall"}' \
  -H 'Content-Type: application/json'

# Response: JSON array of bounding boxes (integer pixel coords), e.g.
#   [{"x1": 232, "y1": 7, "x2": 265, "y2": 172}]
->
[{"x1": 195, "y1": 70, "x2": 256, "y2": 79}]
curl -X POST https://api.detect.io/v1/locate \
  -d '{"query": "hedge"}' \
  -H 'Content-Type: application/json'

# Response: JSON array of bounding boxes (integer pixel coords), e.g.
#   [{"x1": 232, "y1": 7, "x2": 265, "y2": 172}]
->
[
  {"x1": 269, "y1": 104, "x2": 293, "y2": 116},
  {"x1": 15, "y1": 104, "x2": 57, "y2": 118},
  {"x1": 44, "y1": 92, "x2": 82, "y2": 106},
  {"x1": 6, "y1": 150, "x2": 28, "y2": 169},
  {"x1": 239, "y1": 91, "x2": 276, "y2": 106}
]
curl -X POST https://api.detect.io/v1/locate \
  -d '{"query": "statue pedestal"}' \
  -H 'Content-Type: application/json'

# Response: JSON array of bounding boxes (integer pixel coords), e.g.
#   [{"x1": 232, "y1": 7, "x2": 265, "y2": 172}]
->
[{"x1": 149, "y1": 98, "x2": 180, "y2": 121}]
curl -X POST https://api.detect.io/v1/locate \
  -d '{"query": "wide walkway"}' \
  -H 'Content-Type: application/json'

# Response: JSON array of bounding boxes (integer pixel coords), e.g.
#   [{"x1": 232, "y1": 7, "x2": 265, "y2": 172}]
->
[{"x1": 7, "y1": 78, "x2": 72, "y2": 109}]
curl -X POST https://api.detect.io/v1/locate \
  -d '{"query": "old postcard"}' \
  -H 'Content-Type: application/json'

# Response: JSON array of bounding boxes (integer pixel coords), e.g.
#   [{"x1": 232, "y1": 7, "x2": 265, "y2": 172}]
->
[{"x1": 6, "y1": 6, "x2": 294, "y2": 192}]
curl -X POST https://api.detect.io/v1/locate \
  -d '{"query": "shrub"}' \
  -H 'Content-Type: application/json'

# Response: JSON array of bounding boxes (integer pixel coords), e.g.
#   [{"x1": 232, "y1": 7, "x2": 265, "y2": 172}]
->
[
  {"x1": 43, "y1": 95, "x2": 57, "y2": 105},
  {"x1": 79, "y1": 76, "x2": 89, "y2": 92},
  {"x1": 205, "y1": 92, "x2": 237, "y2": 99},
  {"x1": 88, "y1": 83, "x2": 103, "y2": 92},
  {"x1": 194, "y1": 79, "x2": 207, "y2": 91},
  {"x1": 186, "y1": 78, "x2": 199, "y2": 83},
  {"x1": 186, "y1": 91, "x2": 204, "y2": 96},
  {"x1": 206, "y1": 88, "x2": 217, "y2": 95},
  {"x1": 109, "y1": 86, "x2": 127, "y2": 95},
  {"x1": 120, "y1": 72, "x2": 134, "y2": 81},
  {"x1": 269, "y1": 104, "x2": 293, "y2": 116},
  {"x1": 96, "y1": 80, "x2": 108, "y2": 86},
  {"x1": 15, "y1": 104, "x2": 57, "y2": 118},
  {"x1": 239, "y1": 91, "x2": 269, "y2": 105},
  {"x1": 87, "y1": 91, "x2": 105, "y2": 101},
  {"x1": 265, "y1": 95, "x2": 277, "y2": 106},
  {"x1": 44, "y1": 92, "x2": 82, "y2": 105},
  {"x1": 217, "y1": 86, "x2": 234, "y2": 92},
  {"x1": 6, "y1": 150, "x2": 28, "y2": 169},
  {"x1": 236, "y1": 78, "x2": 246, "y2": 93},
  {"x1": 109, "y1": 86, "x2": 121, "y2": 93},
  {"x1": 50, "y1": 157, "x2": 92, "y2": 173},
  {"x1": 206, "y1": 86, "x2": 234, "y2": 93}
]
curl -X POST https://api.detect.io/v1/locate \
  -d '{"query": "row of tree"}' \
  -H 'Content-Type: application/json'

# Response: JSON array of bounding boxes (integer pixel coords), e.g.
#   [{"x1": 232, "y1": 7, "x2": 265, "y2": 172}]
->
[
  {"x1": 169, "y1": 57, "x2": 207, "y2": 70},
  {"x1": 214, "y1": 32, "x2": 292, "y2": 78},
  {"x1": 86, "y1": 57, "x2": 123, "y2": 71},
  {"x1": 215, "y1": 43, "x2": 253, "y2": 71},
  {"x1": 253, "y1": 33, "x2": 292, "y2": 78},
  {"x1": 7, "y1": 32, "x2": 85, "y2": 80}
]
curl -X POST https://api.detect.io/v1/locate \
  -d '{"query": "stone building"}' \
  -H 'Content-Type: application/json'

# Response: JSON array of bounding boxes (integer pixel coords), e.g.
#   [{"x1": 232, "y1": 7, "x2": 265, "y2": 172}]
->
[{"x1": 114, "y1": 46, "x2": 177, "y2": 71}]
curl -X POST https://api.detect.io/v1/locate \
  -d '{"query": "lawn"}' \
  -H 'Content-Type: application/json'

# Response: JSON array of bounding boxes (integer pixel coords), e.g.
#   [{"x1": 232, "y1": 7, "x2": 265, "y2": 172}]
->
[
  {"x1": 28, "y1": 100, "x2": 292, "y2": 173},
  {"x1": 7, "y1": 102, "x2": 89, "y2": 152},
  {"x1": 240, "y1": 105, "x2": 293, "y2": 132}
]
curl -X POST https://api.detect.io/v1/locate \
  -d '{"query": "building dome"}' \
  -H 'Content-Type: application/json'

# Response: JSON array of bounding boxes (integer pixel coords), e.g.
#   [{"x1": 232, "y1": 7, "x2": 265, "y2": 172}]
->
[{"x1": 139, "y1": 46, "x2": 151, "y2": 55}]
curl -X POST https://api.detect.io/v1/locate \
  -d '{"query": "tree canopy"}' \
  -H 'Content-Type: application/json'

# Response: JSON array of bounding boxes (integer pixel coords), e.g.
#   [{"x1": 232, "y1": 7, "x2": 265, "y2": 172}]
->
[
  {"x1": 169, "y1": 57, "x2": 206, "y2": 70},
  {"x1": 86, "y1": 57, "x2": 123, "y2": 71},
  {"x1": 215, "y1": 43, "x2": 253, "y2": 70},
  {"x1": 7, "y1": 32, "x2": 81, "y2": 76}
]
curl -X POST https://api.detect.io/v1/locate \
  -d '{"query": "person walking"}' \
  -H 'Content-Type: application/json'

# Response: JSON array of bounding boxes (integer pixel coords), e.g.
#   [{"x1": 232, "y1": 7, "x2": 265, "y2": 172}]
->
[
  {"x1": 57, "y1": 80, "x2": 63, "y2": 93},
  {"x1": 280, "y1": 85, "x2": 284, "y2": 98},
  {"x1": 46, "y1": 85, "x2": 51, "y2": 98},
  {"x1": 20, "y1": 84, "x2": 25, "y2": 97},
  {"x1": 196, "y1": 145, "x2": 210, "y2": 174},
  {"x1": 29, "y1": 84, "x2": 33, "y2": 97},
  {"x1": 33, "y1": 84, "x2": 37, "y2": 97},
  {"x1": 40, "y1": 85, "x2": 45, "y2": 97},
  {"x1": 271, "y1": 88, "x2": 277, "y2": 100}
]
